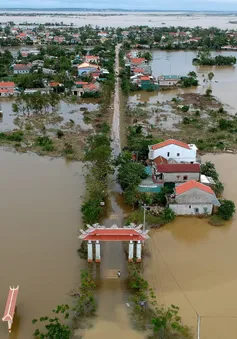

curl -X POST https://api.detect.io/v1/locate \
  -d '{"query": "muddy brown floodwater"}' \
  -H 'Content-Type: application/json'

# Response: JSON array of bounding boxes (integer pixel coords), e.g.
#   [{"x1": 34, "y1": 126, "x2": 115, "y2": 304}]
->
[
  {"x1": 145, "y1": 153, "x2": 237, "y2": 339},
  {"x1": 0, "y1": 149, "x2": 86, "y2": 338},
  {"x1": 129, "y1": 50, "x2": 237, "y2": 114}
]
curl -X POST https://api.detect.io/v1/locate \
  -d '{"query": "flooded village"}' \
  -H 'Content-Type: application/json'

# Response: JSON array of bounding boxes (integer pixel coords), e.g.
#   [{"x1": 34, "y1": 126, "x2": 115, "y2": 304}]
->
[{"x1": 1, "y1": 10, "x2": 237, "y2": 339}]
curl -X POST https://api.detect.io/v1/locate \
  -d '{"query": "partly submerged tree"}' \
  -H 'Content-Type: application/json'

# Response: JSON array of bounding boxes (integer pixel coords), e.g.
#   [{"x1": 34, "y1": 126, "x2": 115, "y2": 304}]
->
[
  {"x1": 32, "y1": 304, "x2": 71, "y2": 339},
  {"x1": 208, "y1": 71, "x2": 215, "y2": 82},
  {"x1": 218, "y1": 199, "x2": 236, "y2": 220}
]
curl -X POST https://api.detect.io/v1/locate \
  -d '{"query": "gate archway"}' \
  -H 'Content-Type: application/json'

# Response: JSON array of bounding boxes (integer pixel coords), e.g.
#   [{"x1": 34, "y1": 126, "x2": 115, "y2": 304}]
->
[{"x1": 79, "y1": 223, "x2": 149, "y2": 263}]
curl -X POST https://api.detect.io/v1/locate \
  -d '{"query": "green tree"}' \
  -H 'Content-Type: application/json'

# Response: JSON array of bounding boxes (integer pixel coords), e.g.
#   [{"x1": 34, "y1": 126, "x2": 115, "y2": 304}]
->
[
  {"x1": 205, "y1": 88, "x2": 212, "y2": 96},
  {"x1": 32, "y1": 304, "x2": 71, "y2": 339},
  {"x1": 201, "y1": 161, "x2": 219, "y2": 181},
  {"x1": 208, "y1": 71, "x2": 214, "y2": 81},
  {"x1": 218, "y1": 199, "x2": 236, "y2": 220}
]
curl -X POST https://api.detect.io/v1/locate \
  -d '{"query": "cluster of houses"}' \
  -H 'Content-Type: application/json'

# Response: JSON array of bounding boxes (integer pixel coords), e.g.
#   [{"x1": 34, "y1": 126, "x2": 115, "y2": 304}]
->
[
  {"x1": 138, "y1": 139, "x2": 219, "y2": 216},
  {"x1": 0, "y1": 51, "x2": 110, "y2": 97},
  {"x1": 0, "y1": 24, "x2": 111, "y2": 45},
  {"x1": 126, "y1": 52, "x2": 182, "y2": 89}
]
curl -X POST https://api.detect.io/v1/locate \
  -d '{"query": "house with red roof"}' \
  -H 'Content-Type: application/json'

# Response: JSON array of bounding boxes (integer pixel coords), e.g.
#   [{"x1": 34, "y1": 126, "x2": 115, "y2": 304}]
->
[
  {"x1": 0, "y1": 82, "x2": 15, "y2": 97},
  {"x1": 13, "y1": 63, "x2": 32, "y2": 74},
  {"x1": 168, "y1": 180, "x2": 220, "y2": 215},
  {"x1": 148, "y1": 139, "x2": 198, "y2": 163},
  {"x1": 153, "y1": 163, "x2": 200, "y2": 184}
]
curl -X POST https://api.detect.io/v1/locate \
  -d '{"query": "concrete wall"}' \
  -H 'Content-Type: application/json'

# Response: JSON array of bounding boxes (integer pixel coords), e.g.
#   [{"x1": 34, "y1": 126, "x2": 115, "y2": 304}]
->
[
  {"x1": 175, "y1": 188, "x2": 215, "y2": 204},
  {"x1": 169, "y1": 203, "x2": 213, "y2": 215},
  {"x1": 163, "y1": 172, "x2": 200, "y2": 183},
  {"x1": 149, "y1": 144, "x2": 196, "y2": 163}
]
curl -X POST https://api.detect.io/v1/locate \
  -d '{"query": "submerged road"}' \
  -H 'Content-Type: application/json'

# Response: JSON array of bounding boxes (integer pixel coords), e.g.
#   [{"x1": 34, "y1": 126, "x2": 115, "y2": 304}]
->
[{"x1": 83, "y1": 44, "x2": 143, "y2": 339}]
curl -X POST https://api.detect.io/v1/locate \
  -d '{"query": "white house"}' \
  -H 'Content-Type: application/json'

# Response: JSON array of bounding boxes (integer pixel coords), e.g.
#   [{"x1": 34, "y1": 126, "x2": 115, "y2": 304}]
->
[
  {"x1": 148, "y1": 139, "x2": 197, "y2": 163},
  {"x1": 168, "y1": 180, "x2": 220, "y2": 215}
]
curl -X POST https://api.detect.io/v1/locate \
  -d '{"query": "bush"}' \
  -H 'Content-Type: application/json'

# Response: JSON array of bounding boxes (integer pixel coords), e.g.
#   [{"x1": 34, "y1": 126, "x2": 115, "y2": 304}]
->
[
  {"x1": 81, "y1": 199, "x2": 103, "y2": 224},
  {"x1": 64, "y1": 142, "x2": 73, "y2": 155},
  {"x1": 181, "y1": 105, "x2": 189, "y2": 112},
  {"x1": 161, "y1": 207, "x2": 176, "y2": 224},
  {"x1": 0, "y1": 131, "x2": 24, "y2": 142},
  {"x1": 218, "y1": 199, "x2": 235, "y2": 220},
  {"x1": 56, "y1": 129, "x2": 64, "y2": 138},
  {"x1": 36, "y1": 136, "x2": 54, "y2": 152}
]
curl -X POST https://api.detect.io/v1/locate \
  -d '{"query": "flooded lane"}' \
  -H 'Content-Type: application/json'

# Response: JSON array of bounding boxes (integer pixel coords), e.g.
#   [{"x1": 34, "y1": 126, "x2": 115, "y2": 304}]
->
[
  {"x1": 0, "y1": 150, "x2": 85, "y2": 338},
  {"x1": 145, "y1": 153, "x2": 237, "y2": 339},
  {"x1": 83, "y1": 43, "x2": 144, "y2": 339}
]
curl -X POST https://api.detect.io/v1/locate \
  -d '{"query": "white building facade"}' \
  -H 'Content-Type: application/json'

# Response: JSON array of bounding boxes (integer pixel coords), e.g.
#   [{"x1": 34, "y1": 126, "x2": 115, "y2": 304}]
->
[{"x1": 149, "y1": 139, "x2": 197, "y2": 163}]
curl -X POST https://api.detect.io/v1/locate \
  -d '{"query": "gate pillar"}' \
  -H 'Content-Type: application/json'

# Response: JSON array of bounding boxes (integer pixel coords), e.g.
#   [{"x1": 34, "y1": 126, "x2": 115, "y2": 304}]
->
[
  {"x1": 88, "y1": 240, "x2": 93, "y2": 262},
  {"x1": 128, "y1": 240, "x2": 134, "y2": 262},
  {"x1": 95, "y1": 240, "x2": 101, "y2": 263},
  {"x1": 136, "y1": 240, "x2": 142, "y2": 262}
]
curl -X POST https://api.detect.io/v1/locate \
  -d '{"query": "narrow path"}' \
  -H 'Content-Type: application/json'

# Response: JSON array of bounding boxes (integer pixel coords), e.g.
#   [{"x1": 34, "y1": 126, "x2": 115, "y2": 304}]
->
[{"x1": 83, "y1": 44, "x2": 143, "y2": 339}]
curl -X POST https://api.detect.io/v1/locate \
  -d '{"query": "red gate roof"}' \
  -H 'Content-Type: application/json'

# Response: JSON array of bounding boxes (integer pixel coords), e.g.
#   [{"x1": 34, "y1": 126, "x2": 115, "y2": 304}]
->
[
  {"x1": 79, "y1": 224, "x2": 149, "y2": 241},
  {"x1": 2, "y1": 286, "x2": 19, "y2": 322}
]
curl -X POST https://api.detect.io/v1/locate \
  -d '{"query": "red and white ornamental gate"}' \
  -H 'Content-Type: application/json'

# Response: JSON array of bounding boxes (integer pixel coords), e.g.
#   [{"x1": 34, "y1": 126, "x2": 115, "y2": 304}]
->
[
  {"x1": 79, "y1": 223, "x2": 149, "y2": 263},
  {"x1": 2, "y1": 286, "x2": 19, "y2": 333}
]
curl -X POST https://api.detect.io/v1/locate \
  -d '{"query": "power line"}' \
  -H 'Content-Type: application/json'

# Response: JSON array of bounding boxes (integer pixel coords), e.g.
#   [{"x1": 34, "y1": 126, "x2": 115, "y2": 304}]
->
[{"x1": 150, "y1": 237, "x2": 199, "y2": 316}]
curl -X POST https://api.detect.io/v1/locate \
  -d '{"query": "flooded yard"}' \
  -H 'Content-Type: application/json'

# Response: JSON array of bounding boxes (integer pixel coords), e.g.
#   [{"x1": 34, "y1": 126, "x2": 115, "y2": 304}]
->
[
  {"x1": 0, "y1": 150, "x2": 85, "y2": 338},
  {"x1": 0, "y1": 98, "x2": 98, "y2": 132},
  {"x1": 145, "y1": 153, "x2": 237, "y2": 339}
]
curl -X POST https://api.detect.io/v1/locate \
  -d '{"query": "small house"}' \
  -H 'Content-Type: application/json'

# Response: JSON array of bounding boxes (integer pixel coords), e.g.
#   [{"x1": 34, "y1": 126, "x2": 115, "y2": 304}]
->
[
  {"x1": 13, "y1": 64, "x2": 32, "y2": 74},
  {"x1": 148, "y1": 139, "x2": 197, "y2": 163},
  {"x1": 0, "y1": 81, "x2": 15, "y2": 96},
  {"x1": 158, "y1": 75, "x2": 181, "y2": 86},
  {"x1": 168, "y1": 180, "x2": 220, "y2": 215},
  {"x1": 153, "y1": 163, "x2": 200, "y2": 183}
]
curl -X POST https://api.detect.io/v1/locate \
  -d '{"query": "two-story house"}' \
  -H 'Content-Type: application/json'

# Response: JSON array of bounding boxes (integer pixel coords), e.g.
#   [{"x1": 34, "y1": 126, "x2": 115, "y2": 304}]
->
[{"x1": 148, "y1": 139, "x2": 197, "y2": 163}]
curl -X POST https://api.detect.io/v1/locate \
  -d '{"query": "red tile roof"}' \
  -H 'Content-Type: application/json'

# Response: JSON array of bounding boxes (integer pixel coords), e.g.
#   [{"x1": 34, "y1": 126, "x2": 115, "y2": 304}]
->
[
  {"x1": 175, "y1": 180, "x2": 214, "y2": 195},
  {"x1": 133, "y1": 68, "x2": 144, "y2": 73},
  {"x1": 157, "y1": 163, "x2": 200, "y2": 173},
  {"x1": 141, "y1": 76, "x2": 150, "y2": 81},
  {"x1": 49, "y1": 82, "x2": 60, "y2": 87},
  {"x1": 151, "y1": 139, "x2": 190, "y2": 150},
  {"x1": 130, "y1": 57, "x2": 146, "y2": 64},
  {"x1": 153, "y1": 156, "x2": 168, "y2": 166},
  {"x1": 2, "y1": 286, "x2": 19, "y2": 322},
  {"x1": 75, "y1": 81, "x2": 88, "y2": 85},
  {"x1": 82, "y1": 228, "x2": 147, "y2": 241},
  {"x1": 0, "y1": 82, "x2": 15, "y2": 87}
]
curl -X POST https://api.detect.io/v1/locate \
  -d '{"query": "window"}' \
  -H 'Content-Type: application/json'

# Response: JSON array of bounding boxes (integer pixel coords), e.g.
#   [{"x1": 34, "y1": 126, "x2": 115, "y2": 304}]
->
[
  {"x1": 177, "y1": 153, "x2": 180, "y2": 156},
  {"x1": 203, "y1": 207, "x2": 208, "y2": 214},
  {"x1": 189, "y1": 205, "x2": 191, "y2": 209},
  {"x1": 194, "y1": 208, "x2": 199, "y2": 213},
  {"x1": 183, "y1": 175, "x2": 188, "y2": 180},
  {"x1": 167, "y1": 152, "x2": 170, "y2": 157}
]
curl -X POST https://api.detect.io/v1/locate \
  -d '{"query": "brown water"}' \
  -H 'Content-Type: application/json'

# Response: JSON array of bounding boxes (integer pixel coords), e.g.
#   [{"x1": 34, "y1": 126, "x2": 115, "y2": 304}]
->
[
  {"x1": 145, "y1": 153, "x2": 237, "y2": 339},
  {"x1": 0, "y1": 150, "x2": 85, "y2": 338},
  {"x1": 0, "y1": 12, "x2": 237, "y2": 29},
  {"x1": 0, "y1": 99, "x2": 98, "y2": 131},
  {"x1": 129, "y1": 50, "x2": 237, "y2": 113}
]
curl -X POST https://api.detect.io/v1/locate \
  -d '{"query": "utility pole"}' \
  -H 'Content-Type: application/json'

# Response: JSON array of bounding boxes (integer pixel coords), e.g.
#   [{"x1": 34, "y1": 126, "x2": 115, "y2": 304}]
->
[{"x1": 197, "y1": 314, "x2": 201, "y2": 339}]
